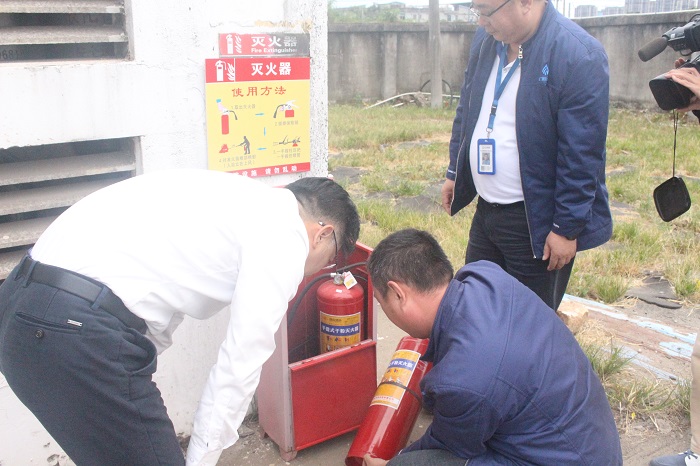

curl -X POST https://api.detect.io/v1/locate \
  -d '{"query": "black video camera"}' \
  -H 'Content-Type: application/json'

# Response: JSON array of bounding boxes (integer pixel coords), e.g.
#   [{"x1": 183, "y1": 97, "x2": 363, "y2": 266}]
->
[{"x1": 638, "y1": 14, "x2": 700, "y2": 110}]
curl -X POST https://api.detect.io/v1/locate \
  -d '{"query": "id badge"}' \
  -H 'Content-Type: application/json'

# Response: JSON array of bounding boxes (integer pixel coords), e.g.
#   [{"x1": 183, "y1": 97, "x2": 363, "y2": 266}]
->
[{"x1": 477, "y1": 139, "x2": 496, "y2": 175}]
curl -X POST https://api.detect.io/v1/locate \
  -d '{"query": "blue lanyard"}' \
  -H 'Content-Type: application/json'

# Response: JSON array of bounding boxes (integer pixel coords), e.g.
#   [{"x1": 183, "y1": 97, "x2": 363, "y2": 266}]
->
[{"x1": 486, "y1": 44, "x2": 521, "y2": 135}]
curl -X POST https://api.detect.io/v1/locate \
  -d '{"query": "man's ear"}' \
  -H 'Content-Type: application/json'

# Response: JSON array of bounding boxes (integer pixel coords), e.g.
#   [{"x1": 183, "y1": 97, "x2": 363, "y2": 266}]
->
[
  {"x1": 386, "y1": 280, "x2": 406, "y2": 306},
  {"x1": 316, "y1": 223, "x2": 334, "y2": 244},
  {"x1": 309, "y1": 221, "x2": 333, "y2": 249}
]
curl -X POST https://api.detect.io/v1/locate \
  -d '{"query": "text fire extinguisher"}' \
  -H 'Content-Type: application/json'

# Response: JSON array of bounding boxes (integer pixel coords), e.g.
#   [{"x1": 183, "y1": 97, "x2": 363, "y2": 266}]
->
[
  {"x1": 317, "y1": 273, "x2": 364, "y2": 354},
  {"x1": 345, "y1": 336, "x2": 431, "y2": 466}
]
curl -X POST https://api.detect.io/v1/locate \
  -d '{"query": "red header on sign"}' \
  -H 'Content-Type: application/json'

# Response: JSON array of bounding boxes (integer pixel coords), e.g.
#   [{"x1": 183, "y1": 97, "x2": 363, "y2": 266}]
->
[
  {"x1": 205, "y1": 58, "x2": 310, "y2": 83},
  {"x1": 227, "y1": 162, "x2": 311, "y2": 178},
  {"x1": 218, "y1": 33, "x2": 310, "y2": 57}
]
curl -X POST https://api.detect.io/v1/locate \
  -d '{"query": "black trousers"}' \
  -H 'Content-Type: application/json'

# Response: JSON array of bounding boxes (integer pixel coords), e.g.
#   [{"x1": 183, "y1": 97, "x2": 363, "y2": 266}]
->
[
  {"x1": 0, "y1": 262, "x2": 185, "y2": 465},
  {"x1": 466, "y1": 198, "x2": 574, "y2": 311}
]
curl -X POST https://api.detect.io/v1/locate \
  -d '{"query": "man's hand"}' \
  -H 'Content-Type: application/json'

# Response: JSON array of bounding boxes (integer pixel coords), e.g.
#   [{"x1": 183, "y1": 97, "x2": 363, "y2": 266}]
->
[
  {"x1": 363, "y1": 454, "x2": 389, "y2": 466},
  {"x1": 441, "y1": 179, "x2": 455, "y2": 214},
  {"x1": 542, "y1": 232, "x2": 576, "y2": 271},
  {"x1": 664, "y1": 66, "x2": 700, "y2": 112}
]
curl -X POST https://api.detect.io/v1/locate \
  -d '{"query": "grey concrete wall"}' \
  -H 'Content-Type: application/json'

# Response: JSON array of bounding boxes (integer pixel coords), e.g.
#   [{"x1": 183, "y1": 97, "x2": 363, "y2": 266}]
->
[
  {"x1": 329, "y1": 22, "x2": 476, "y2": 103},
  {"x1": 580, "y1": 11, "x2": 700, "y2": 107},
  {"x1": 329, "y1": 10, "x2": 700, "y2": 108}
]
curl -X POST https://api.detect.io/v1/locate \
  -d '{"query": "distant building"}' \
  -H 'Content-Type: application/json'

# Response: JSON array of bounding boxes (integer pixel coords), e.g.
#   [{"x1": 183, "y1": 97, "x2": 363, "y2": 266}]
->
[
  {"x1": 400, "y1": 6, "x2": 431, "y2": 21},
  {"x1": 575, "y1": 5, "x2": 598, "y2": 17},
  {"x1": 626, "y1": 0, "x2": 644, "y2": 13},
  {"x1": 399, "y1": 4, "x2": 472, "y2": 22},
  {"x1": 446, "y1": 4, "x2": 473, "y2": 22},
  {"x1": 602, "y1": 6, "x2": 625, "y2": 15},
  {"x1": 333, "y1": 2, "x2": 478, "y2": 23},
  {"x1": 573, "y1": 0, "x2": 698, "y2": 17},
  {"x1": 624, "y1": 0, "x2": 699, "y2": 13}
]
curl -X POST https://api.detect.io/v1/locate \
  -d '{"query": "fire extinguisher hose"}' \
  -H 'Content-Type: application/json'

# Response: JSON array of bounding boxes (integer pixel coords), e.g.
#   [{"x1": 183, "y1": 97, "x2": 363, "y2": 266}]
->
[{"x1": 287, "y1": 272, "x2": 333, "y2": 323}]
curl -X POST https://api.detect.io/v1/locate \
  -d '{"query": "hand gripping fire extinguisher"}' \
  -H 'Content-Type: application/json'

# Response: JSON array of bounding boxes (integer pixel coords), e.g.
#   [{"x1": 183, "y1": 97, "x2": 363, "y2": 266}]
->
[
  {"x1": 317, "y1": 273, "x2": 364, "y2": 353},
  {"x1": 345, "y1": 336, "x2": 431, "y2": 466}
]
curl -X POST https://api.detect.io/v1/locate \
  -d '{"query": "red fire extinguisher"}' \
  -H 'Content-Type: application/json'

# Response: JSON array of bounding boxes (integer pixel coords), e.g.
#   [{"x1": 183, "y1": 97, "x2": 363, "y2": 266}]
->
[
  {"x1": 345, "y1": 336, "x2": 431, "y2": 466},
  {"x1": 317, "y1": 274, "x2": 364, "y2": 354}
]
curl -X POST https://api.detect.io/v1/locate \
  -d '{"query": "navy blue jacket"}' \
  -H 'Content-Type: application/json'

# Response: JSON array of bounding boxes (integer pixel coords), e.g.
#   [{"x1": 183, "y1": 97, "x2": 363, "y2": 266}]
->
[
  {"x1": 447, "y1": 2, "x2": 612, "y2": 258},
  {"x1": 402, "y1": 261, "x2": 622, "y2": 465}
]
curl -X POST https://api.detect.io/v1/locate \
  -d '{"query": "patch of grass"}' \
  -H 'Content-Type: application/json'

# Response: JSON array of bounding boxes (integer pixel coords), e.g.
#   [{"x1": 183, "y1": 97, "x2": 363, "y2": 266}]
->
[
  {"x1": 355, "y1": 199, "x2": 471, "y2": 269},
  {"x1": 667, "y1": 261, "x2": 699, "y2": 299},
  {"x1": 329, "y1": 104, "x2": 454, "y2": 150},
  {"x1": 576, "y1": 325, "x2": 682, "y2": 427},
  {"x1": 359, "y1": 171, "x2": 389, "y2": 194},
  {"x1": 606, "y1": 377, "x2": 677, "y2": 430},
  {"x1": 593, "y1": 276, "x2": 630, "y2": 304},
  {"x1": 674, "y1": 378, "x2": 692, "y2": 418},
  {"x1": 579, "y1": 340, "x2": 633, "y2": 383},
  {"x1": 392, "y1": 179, "x2": 424, "y2": 197}
]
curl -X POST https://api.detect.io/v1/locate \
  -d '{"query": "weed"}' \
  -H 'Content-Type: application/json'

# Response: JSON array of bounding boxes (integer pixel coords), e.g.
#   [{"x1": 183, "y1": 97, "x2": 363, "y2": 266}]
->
[
  {"x1": 574, "y1": 324, "x2": 683, "y2": 428},
  {"x1": 674, "y1": 378, "x2": 692, "y2": 418},
  {"x1": 606, "y1": 377, "x2": 677, "y2": 430},
  {"x1": 580, "y1": 340, "x2": 633, "y2": 382}
]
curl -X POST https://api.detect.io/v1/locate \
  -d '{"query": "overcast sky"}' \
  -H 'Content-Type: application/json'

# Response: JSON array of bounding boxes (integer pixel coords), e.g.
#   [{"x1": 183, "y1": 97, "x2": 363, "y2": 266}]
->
[{"x1": 331, "y1": 0, "x2": 625, "y2": 12}]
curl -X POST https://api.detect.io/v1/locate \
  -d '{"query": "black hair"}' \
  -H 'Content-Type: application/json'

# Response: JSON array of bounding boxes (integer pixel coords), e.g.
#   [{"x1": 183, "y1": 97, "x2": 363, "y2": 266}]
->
[
  {"x1": 368, "y1": 229, "x2": 454, "y2": 297},
  {"x1": 286, "y1": 177, "x2": 360, "y2": 255}
]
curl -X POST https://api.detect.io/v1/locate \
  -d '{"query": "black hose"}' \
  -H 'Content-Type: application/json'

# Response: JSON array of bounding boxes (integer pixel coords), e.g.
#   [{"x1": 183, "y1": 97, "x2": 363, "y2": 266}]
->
[
  {"x1": 287, "y1": 273, "x2": 333, "y2": 324},
  {"x1": 336, "y1": 261, "x2": 367, "y2": 273}
]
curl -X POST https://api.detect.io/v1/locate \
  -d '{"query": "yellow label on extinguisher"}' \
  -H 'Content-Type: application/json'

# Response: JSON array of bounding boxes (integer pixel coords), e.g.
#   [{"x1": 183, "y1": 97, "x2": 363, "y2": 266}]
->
[
  {"x1": 320, "y1": 311, "x2": 361, "y2": 353},
  {"x1": 371, "y1": 349, "x2": 421, "y2": 410}
]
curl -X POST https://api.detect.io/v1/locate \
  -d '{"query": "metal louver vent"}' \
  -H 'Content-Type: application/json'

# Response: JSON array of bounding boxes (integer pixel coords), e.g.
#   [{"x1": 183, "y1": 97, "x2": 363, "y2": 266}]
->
[
  {"x1": 0, "y1": 0, "x2": 128, "y2": 62},
  {"x1": 0, "y1": 138, "x2": 137, "y2": 280}
]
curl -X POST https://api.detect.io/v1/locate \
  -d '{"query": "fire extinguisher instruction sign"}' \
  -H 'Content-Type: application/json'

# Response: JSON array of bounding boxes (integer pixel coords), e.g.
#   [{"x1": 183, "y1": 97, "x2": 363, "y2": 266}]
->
[
  {"x1": 204, "y1": 56, "x2": 311, "y2": 177},
  {"x1": 372, "y1": 349, "x2": 422, "y2": 410}
]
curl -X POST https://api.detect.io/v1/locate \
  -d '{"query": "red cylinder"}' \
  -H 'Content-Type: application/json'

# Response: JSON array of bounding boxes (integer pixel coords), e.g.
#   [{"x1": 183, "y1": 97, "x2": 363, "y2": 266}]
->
[
  {"x1": 345, "y1": 336, "x2": 431, "y2": 466},
  {"x1": 317, "y1": 279, "x2": 364, "y2": 354}
]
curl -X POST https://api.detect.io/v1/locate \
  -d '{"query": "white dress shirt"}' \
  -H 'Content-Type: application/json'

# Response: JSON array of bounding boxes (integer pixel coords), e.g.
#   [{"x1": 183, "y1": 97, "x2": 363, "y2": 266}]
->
[{"x1": 31, "y1": 169, "x2": 309, "y2": 465}]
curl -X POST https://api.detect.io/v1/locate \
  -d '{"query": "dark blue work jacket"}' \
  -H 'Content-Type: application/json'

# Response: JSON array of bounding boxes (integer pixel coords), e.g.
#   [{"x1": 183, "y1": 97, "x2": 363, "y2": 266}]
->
[
  {"x1": 447, "y1": 1, "x2": 612, "y2": 258},
  {"x1": 402, "y1": 261, "x2": 623, "y2": 465}
]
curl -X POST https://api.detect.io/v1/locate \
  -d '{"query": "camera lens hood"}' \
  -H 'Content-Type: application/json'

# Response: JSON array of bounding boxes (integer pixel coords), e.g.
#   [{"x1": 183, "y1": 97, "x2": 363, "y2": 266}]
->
[{"x1": 649, "y1": 74, "x2": 695, "y2": 110}]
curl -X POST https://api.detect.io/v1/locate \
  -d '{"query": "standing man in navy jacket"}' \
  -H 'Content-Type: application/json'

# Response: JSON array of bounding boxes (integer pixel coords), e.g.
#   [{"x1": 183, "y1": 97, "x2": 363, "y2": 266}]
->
[
  {"x1": 364, "y1": 229, "x2": 622, "y2": 466},
  {"x1": 440, "y1": 0, "x2": 613, "y2": 310}
]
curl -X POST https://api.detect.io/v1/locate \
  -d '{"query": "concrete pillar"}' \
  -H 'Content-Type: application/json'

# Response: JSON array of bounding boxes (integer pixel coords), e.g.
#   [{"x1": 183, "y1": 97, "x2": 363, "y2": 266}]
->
[{"x1": 381, "y1": 32, "x2": 398, "y2": 100}]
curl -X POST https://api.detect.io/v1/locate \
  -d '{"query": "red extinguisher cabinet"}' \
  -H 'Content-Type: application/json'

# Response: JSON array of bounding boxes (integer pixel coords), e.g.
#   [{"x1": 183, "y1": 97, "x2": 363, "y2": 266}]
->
[{"x1": 257, "y1": 242, "x2": 377, "y2": 461}]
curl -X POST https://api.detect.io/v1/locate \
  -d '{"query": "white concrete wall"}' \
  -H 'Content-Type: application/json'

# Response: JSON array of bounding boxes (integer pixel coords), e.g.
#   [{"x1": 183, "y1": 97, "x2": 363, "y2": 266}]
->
[{"x1": 0, "y1": 0, "x2": 328, "y2": 463}]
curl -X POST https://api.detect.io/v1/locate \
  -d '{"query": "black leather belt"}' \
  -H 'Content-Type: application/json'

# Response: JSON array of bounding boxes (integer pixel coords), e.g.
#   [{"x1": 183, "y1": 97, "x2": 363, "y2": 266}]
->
[
  {"x1": 16, "y1": 255, "x2": 147, "y2": 334},
  {"x1": 477, "y1": 197, "x2": 525, "y2": 209}
]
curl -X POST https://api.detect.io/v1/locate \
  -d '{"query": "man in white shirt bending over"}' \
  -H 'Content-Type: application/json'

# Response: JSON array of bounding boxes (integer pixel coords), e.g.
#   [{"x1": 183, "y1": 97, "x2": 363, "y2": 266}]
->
[{"x1": 0, "y1": 169, "x2": 360, "y2": 466}]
